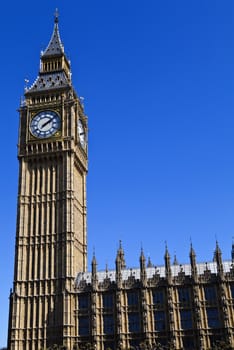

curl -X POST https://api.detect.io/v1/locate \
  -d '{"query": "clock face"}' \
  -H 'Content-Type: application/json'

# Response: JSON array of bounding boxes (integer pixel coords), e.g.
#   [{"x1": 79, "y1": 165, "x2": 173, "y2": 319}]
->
[
  {"x1": 78, "y1": 119, "x2": 86, "y2": 148},
  {"x1": 30, "y1": 111, "x2": 61, "y2": 139}
]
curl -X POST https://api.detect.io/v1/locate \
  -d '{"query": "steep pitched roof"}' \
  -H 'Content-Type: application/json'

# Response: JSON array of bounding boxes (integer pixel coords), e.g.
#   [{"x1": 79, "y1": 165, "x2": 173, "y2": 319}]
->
[
  {"x1": 42, "y1": 13, "x2": 64, "y2": 57},
  {"x1": 27, "y1": 71, "x2": 70, "y2": 93}
]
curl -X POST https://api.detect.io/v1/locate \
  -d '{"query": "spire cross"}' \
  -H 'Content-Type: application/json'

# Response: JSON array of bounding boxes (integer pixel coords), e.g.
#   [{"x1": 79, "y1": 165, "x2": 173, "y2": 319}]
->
[{"x1": 54, "y1": 8, "x2": 59, "y2": 23}]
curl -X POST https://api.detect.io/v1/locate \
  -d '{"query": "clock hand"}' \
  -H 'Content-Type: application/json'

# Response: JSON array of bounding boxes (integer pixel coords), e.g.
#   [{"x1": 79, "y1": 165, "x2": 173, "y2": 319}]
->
[{"x1": 41, "y1": 117, "x2": 54, "y2": 129}]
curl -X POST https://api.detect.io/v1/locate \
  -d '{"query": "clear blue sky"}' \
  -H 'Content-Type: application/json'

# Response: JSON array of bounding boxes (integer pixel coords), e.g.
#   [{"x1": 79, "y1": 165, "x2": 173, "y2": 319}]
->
[{"x1": 1, "y1": 0, "x2": 234, "y2": 347}]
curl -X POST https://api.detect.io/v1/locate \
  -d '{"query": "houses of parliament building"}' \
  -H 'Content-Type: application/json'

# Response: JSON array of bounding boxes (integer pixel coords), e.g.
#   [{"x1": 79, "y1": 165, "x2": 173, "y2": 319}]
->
[{"x1": 7, "y1": 13, "x2": 234, "y2": 350}]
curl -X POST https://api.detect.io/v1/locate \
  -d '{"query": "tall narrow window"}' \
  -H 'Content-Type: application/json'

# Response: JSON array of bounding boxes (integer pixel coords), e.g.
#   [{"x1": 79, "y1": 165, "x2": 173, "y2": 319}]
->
[
  {"x1": 154, "y1": 311, "x2": 166, "y2": 331},
  {"x1": 178, "y1": 288, "x2": 190, "y2": 304},
  {"x1": 78, "y1": 294, "x2": 89, "y2": 309},
  {"x1": 153, "y1": 290, "x2": 164, "y2": 305},
  {"x1": 204, "y1": 286, "x2": 216, "y2": 304},
  {"x1": 180, "y1": 310, "x2": 192, "y2": 330},
  {"x1": 103, "y1": 315, "x2": 115, "y2": 334},
  {"x1": 127, "y1": 291, "x2": 138, "y2": 307},
  {"x1": 183, "y1": 337, "x2": 194, "y2": 349},
  {"x1": 78, "y1": 316, "x2": 89, "y2": 335},
  {"x1": 103, "y1": 293, "x2": 113, "y2": 309},
  {"x1": 206, "y1": 308, "x2": 220, "y2": 328},
  {"x1": 128, "y1": 313, "x2": 140, "y2": 332}
]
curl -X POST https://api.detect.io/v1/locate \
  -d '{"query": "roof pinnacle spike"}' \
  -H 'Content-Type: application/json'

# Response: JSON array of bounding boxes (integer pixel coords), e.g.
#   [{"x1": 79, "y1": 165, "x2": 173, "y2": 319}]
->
[
  {"x1": 173, "y1": 252, "x2": 178, "y2": 265},
  {"x1": 140, "y1": 242, "x2": 144, "y2": 254},
  {"x1": 41, "y1": 10, "x2": 64, "y2": 58},
  {"x1": 231, "y1": 237, "x2": 234, "y2": 261},
  {"x1": 140, "y1": 246, "x2": 145, "y2": 260},
  {"x1": 54, "y1": 8, "x2": 59, "y2": 23}
]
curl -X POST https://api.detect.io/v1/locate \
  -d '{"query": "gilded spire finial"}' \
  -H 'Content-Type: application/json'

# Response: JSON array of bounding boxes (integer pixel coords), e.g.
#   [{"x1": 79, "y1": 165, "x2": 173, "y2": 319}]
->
[{"x1": 54, "y1": 8, "x2": 59, "y2": 23}]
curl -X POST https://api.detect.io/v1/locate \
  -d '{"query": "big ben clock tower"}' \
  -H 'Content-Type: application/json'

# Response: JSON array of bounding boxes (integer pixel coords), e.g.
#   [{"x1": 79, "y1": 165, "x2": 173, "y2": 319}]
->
[{"x1": 8, "y1": 12, "x2": 88, "y2": 350}]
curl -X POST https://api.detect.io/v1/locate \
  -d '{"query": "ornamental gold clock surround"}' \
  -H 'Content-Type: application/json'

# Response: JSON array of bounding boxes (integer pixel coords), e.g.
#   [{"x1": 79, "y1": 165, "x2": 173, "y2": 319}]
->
[{"x1": 30, "y1": 110, "x2": 61, "y2": 139}]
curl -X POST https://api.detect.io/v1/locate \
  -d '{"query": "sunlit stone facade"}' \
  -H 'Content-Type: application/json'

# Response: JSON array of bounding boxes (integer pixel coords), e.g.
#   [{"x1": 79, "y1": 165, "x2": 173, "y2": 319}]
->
[
  {"x1": 74, "y1": 242, "x2": 234, "y2": 350},
  {"x1": 7, "y1": 13, "x2": 234, "y2": 350}
]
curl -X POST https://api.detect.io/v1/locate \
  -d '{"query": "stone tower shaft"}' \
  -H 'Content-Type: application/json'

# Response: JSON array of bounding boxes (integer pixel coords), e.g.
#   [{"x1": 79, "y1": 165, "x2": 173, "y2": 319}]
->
[{"x1": 8, "y1": 14, "x2": 88, "y2": 350}]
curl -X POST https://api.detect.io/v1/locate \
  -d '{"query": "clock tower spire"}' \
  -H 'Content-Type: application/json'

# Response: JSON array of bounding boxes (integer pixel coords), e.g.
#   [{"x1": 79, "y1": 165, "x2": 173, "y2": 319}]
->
[{"x1": 8, "y1": 13, "x2": 88, "y2": 350}]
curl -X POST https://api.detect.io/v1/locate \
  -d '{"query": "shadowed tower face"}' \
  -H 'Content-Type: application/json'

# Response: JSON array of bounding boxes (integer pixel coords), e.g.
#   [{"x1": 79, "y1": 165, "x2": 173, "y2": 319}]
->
[{"x1": 8, "y1": 12, "x2": 88, "y2": 350}]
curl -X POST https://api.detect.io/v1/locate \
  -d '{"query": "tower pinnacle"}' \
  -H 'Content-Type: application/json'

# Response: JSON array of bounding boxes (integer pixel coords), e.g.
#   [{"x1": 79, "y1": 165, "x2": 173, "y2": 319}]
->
[
  {"x1": 26, "y1": 11, "x2": 71, "y2": 94},
  {"x1": 54, "y1": 8, "x2": 59, "y2": 23},
  {"x1": 42, "y1": 11, "x2": 64, "y2": 58}
]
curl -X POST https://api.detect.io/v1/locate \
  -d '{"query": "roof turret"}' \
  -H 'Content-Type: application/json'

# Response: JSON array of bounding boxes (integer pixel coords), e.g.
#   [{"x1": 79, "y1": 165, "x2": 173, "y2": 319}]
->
[
  {"x1": 91, "y1": 251, "x2": 98, "y2": 289},
  {"x1": 164, "y1": 243, "x2": 172, "y2": 283},
  {"x1": 173, "y1": 253, "x2": 179, "y2": 265},
  {"x1": 116, "y1": 240, "x2": 126, "y2": 269},
  {"x1": 115, "y1": 241, "x2": 125, "y2": 288},
  {"x1": 214, "y1": 241, "x2": 224, "y2": 278},
  {"x1": 140, "y1": 248, "x2": 147, "y2": 285},
  {"x1": 147, "y1": 256, "x2": 153, "y2": 268}
]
